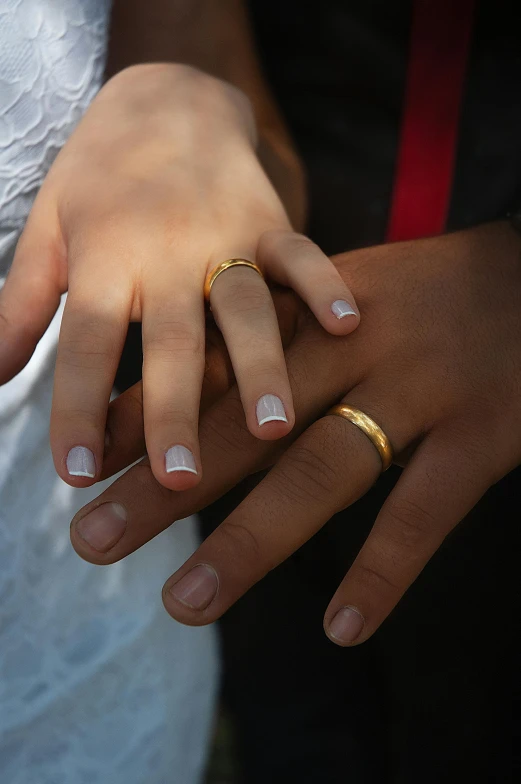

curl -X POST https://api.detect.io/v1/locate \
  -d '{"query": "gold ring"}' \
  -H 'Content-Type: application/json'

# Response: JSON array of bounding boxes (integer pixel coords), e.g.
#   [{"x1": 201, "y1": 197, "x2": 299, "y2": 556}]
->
[
  {"x1": 204, "y1": 259, "x2": 264, "y2": 301},
  {"x1": 327, "y1": 404, "x2": 393, "y2": 471}
]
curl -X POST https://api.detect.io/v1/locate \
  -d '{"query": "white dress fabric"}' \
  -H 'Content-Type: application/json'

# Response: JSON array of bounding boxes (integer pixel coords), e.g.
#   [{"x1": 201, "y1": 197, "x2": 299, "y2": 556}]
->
[{"x1": 0, "y1": 2, "x2": 217, "y2": 783}]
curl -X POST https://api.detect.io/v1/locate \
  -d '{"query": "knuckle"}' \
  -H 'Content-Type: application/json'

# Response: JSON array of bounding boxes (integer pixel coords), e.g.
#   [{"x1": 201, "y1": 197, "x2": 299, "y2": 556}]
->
[
  {"x1": 383, "y1": 497, "x2": 438, "y2": 549},
  {"x1": 146, "y1": 319, "x2": 203, "y2": 357},
  {"x1": 218, "y1": 519, "x2": 262, "y2": 568},
  {"x1": 260, "y1": 231, "x2": 321, "y2": 265},
  {"x1": 352, "y1": 559, "x2": 402, "y2": 594},
  {"x1": 264, "y1": 470, "x2": 312, "y2": 511},
  {"x1": 67, "y1": 207, "x2": 136, "y2": 247},
  {"x1": 58, "y1": 322, "x2": 117, "y2": 371},
  {"x1": 289, "y1": 233, "x2": 318, "y2": 253},
  {"x1": 245, "y1": 361, "x2": 284, "y2": 388},
  {"x1": 275, "y1": 443, "x2": 340, "y2": 506},
  {"x1": 258, "y1": 228, "x2": 294, "y2": 254},
  {"x1": 150, "y1": 406, "x2": 195, "y2": 432},
  {"x1": 52, "y1": 406, "x2": 101, "y2": 431}
]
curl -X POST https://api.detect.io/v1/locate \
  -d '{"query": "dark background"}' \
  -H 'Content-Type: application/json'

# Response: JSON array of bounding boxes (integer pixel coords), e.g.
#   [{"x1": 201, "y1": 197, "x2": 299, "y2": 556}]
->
[{"x1": 115, "y1": 3, "x2": 521, "y2": 781}]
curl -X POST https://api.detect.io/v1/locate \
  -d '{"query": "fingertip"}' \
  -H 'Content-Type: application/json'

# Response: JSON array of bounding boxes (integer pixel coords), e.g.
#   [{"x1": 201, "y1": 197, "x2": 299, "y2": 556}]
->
[
  {"x1": 162, "y1": 563, "x2": 219, "y2": 623},
  {"x1": 251, "y1": 393, "x2": 294, "y2": 440},
  {"x1": 306, "y1": 296, "x2": 360, "y2": 337},
  {"x1": 151, "y1": 444, "x2": 202, "y2": 492},
  {"x1": 56, "y1": 469, "x2": 99, "y2": 489},
  {"x1": 330, "y1": 297, "x2": 360, "y2": 325},
  {"x1": 251, "y1": 417, "x2": 294, "y2": 441},
  {"x1": 56, "y1": 444, "x2": 100, "y2": 487},
  {"x1": 63, "y1": 474, "x2": 98, "y2": 488},
  {"x1": 324, "y1": 605, "x2": 366, "y2": 647},
  {"x1": 161, "y1": 592, "x2": 206, "y2": 626},
  {"x1": 70, "y1": 500, "x2": 128, "y2": 564},
  {"x1": 323, "y1": 309, "x2": 360, "y2": 336},
  {"x1": 162, "y1": 468, "x2": 202, "y2": 492}
]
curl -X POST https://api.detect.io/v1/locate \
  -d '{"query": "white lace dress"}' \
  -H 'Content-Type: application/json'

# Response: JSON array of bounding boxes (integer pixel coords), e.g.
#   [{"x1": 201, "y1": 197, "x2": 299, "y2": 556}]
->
[{"x1": 0, "y1": 2, "x2": 218, "y2": 782}]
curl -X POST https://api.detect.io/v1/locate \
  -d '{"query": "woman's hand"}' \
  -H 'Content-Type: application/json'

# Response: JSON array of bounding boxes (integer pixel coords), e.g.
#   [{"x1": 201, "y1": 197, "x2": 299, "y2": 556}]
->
[
  {"x1": 70, "y1": 221, "x2": 521, "y2": 644},
  {"x1": 0, "y1": 63, "x2": 358, "y2": 491}
]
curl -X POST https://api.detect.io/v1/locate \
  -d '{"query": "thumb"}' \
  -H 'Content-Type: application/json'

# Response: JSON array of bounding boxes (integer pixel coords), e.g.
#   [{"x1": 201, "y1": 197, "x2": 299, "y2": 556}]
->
[{"x1": 0, "y1": 205, "x2": 65, "y2": 384}]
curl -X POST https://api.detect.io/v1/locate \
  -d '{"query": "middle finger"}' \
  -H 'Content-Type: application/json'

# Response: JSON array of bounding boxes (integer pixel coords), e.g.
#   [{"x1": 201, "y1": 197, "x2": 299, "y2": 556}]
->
[
  {"x1": 142, "y1": 269, "x2": 206, "y2": 491},
  {"x1": 209, "y1": 263, "x2": 294, "y2": 440}
]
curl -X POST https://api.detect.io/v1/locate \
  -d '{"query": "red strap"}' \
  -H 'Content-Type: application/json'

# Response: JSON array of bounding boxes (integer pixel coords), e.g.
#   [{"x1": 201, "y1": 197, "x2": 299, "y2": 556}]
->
[{"x1": 386, "y1": 0, "x2": 475, "y2": 242}]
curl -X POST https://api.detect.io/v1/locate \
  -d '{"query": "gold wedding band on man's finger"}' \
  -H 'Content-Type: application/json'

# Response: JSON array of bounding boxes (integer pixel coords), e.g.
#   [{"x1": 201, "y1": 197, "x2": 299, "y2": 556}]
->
[{"x1": 327, "y1": 404, "x2": 394, "y2": 472}]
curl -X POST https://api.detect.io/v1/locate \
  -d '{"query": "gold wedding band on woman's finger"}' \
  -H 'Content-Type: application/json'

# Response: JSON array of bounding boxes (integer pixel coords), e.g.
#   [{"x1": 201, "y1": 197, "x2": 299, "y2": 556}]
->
[
  {"x1": 327, "y1": 404, "x2": 394, "y2": 472},
  {"x1": 204, "y1": 259, "x2": 264, "y2": 302}
]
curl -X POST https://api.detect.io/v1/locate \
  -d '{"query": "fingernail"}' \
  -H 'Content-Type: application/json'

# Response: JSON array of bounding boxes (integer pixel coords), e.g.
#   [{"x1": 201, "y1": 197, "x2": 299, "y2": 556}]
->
[
  {"x1": 165, "y1": 445, "x2": 197, "y2": 474},
  {"x1": 256, "y1": 394, "x2": 288, "y2": 426},
  {"x1": 67, "y1": 446, "x2": 96, "y2": 478},
  {"x1": 169, "y1": 564, "x2": 218, "y2": 610},
  {"x1": 328, "y1": 606, "x2": 365, "y2": 644},
  {"x1": 331, "y1": 300, "x2": 357, "y2": 319},
  {"x1": 76, "y1": 502, "x2": 127, "y2": 552}
]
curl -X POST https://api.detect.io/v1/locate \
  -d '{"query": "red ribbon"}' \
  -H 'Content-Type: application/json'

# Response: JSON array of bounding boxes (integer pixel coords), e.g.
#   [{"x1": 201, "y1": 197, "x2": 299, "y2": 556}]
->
[{"x1": 386, "y1": 0, "x2": 475, "y2": 242}]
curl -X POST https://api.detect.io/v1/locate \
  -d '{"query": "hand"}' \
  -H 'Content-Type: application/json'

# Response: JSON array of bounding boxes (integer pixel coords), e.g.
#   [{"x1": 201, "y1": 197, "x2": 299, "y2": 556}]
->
[
  {"x1": 70, "y1": 222, "x2": 521, "y2": 645},
  {"x1": 0, "y1": 63, "x2": 358, "y2": 491}
]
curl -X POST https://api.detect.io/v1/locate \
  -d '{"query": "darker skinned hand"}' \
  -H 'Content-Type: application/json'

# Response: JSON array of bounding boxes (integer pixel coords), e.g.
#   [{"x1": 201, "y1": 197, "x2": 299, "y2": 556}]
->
[{"x1": 70, "y1": 222, "x2": 521, "y2": 645}]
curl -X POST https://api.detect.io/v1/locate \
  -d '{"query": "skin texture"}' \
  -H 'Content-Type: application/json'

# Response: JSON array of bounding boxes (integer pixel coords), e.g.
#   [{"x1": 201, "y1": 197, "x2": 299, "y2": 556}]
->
[
  {"x1": 105, "y1": 0, "x2": 308, "y2": 229},
  {"x1": 0, "y1": 63, "x2": 359, "y2": 494},
  {"x1": 70, "y1": 221, "x2": 521, "y2": 645}
]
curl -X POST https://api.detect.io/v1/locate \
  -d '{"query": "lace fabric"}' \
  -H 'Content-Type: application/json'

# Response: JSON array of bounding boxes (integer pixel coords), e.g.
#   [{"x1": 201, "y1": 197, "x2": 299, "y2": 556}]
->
[
  {"x1": 0, "y1": 0, "x2": 111, "y2": 235},
  {"x1": 0, "y1": 3, "x2": 218, "y2": 782}
]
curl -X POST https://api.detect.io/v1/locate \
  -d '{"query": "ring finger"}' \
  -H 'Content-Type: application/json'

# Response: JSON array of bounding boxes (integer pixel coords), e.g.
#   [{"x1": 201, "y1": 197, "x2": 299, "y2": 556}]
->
[{"x1": 209, "y1": 261, "x2": 294, "y2": 440}]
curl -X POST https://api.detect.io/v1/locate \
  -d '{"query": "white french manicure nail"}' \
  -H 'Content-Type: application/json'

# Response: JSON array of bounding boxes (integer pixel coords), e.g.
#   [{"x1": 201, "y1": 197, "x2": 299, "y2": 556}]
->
[
  {"x1": 331, "y1": 299, "x2": 357, "y2": 319},
  {"x1": 165, "y1": 445, "x2": 197, "y2": 474},
  {"x1": 67, "y1": 446, "x2": 96, "y2": 478},
  {"x1": 256, "y1": 394, "x2": 288, "y2": 426}
]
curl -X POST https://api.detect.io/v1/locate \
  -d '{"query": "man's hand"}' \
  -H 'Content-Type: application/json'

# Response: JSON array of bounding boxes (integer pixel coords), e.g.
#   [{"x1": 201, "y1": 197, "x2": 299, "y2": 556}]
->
[{"x1": 70, "y1": 222, "x2": 521, "y2": 645}]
